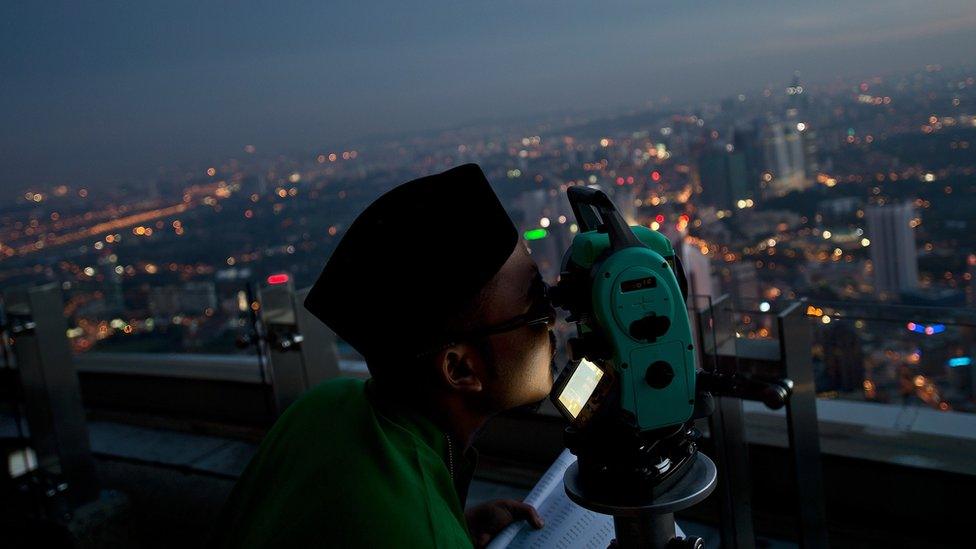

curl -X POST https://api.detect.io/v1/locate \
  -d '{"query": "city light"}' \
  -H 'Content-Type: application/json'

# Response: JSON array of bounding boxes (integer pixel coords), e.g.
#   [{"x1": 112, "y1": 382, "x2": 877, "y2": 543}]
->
[
  {"x1": 947, "y1": 357, "x2": 972, "y2": 368},
  {"x1": 907, "y1": 322, "x2": 946, "y2": 335},
  {"x1": 759, "y1": 301, "x2": 771, "y2": 312},
  {"x1": 267, "y1": 273, "x2": 290, "y2": 285}
]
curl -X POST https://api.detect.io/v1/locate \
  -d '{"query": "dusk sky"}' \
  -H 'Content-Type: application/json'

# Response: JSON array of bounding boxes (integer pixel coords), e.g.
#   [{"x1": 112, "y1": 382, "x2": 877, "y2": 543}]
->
[{"x1": 2, "y1": 1, "x2": 974, "y2": 191}]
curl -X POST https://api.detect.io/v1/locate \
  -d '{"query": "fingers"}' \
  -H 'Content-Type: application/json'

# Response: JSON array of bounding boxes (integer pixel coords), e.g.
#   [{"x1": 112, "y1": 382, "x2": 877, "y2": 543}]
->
[{"x1": 503, "y1": 500, "x2": 544, "y2": 529}]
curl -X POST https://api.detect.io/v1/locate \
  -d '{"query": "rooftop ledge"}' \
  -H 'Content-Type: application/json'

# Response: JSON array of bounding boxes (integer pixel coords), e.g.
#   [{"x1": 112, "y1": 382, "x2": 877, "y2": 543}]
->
[{"x1": 72, "y1": 351, "x2": 976, "y2": 476}]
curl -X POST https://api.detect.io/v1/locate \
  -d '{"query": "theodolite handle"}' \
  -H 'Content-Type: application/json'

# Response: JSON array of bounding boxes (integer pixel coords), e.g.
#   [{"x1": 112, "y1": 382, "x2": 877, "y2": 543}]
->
[
  {"x1": 696, "y1": 371, "x2": 793, "y2": 410},
  {"x1": 566, "y1": 186, "x2": 642, "y2": 250}
]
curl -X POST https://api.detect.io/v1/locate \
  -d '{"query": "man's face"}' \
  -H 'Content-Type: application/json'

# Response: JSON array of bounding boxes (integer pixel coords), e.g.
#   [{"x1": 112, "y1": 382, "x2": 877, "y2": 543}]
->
[{"x1": 478, "y1": 243, "x2": 556, "y2": 410}]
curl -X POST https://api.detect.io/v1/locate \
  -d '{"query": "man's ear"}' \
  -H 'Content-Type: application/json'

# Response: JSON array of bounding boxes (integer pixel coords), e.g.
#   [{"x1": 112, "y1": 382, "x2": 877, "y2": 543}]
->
[{"x1": 436, "y1": 344, "x2": 484, "y2": 393}]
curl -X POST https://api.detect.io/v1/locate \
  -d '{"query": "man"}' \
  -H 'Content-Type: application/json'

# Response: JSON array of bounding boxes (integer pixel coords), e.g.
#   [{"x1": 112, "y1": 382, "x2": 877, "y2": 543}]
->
[{"x1": 213, "y1": 164, "x2": 555, "y2": 547}]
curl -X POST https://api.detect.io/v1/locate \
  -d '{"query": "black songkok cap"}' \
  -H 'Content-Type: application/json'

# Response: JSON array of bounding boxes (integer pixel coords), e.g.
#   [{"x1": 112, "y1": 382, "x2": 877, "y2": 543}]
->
[{"x1": 304, "y1": 163, "x2": 518, "y2": 364}]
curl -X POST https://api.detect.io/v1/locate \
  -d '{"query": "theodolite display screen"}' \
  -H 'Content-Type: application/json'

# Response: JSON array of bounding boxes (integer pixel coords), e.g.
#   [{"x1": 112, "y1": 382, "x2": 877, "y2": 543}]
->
[{"x1": 557, "y1": 359, "x2": 604, "y2": 418}]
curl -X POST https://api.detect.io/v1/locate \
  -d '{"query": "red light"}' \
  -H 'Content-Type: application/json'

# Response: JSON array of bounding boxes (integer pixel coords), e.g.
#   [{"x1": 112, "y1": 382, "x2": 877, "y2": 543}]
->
[
  {"x1": 655, "y1": 214, "x2": 665, "y2": 223},
  {"x1": 616, "y1": 177, "x2": 625, "y2": 186},
  {"x1": 267, "y1": 273, "x2": 290, "y2": 285},
  {"x1": 924, "y1": 326, "x2": 935, "y2": 335},
  {"x1": 679, "y1": 214, "x2": 690, "y2": 222},
  {"x1": 907, "y1": 322, "x2": 917, "y2": 331},
  {"x1": 651, "y1": 171, "x2": 661, "y2": 182},
  {"x1": 626, "y1": 176, "x2": 634, "y2": 185}
]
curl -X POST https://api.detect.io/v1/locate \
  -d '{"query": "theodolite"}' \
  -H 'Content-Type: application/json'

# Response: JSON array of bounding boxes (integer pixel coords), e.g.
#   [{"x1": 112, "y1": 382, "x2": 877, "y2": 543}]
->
[{"x1": 549, "y1": 186, "x2": 792, "y2": 548}]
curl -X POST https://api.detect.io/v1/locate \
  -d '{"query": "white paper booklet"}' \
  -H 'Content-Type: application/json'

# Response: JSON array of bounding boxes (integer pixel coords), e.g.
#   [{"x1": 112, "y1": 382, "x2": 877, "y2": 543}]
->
[{"x1": 486, "y1": 449, "x2": 684, "y2": 549}]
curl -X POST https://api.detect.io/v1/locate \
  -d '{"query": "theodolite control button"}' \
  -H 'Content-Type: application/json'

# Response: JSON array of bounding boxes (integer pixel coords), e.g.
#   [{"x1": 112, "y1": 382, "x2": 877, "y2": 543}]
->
[
  {"x1": 629, "y1": 313, "x2": 670, "y2": 341},
  {"x1": 645, "y1": 360, "x2": 675, "y2": 389}
]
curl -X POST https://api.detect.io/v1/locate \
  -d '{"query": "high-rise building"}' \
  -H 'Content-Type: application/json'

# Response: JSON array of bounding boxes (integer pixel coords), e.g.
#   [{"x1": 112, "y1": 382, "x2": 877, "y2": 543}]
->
[
  {"x1": 732, "y1": 125, "x2": 764, "y2": 198},
  {"x1": 697, "y1": 149, "x2": 750, "y2": 210},
  {"x1": 762, "y1": 121, "x2": 810, "y2": 196},
  {"x1": 865, "y1": 202, "x2": 919, "y2": 295},
  {"x1": 760, "y1": 73, "x2": 819, "y2": 197}
]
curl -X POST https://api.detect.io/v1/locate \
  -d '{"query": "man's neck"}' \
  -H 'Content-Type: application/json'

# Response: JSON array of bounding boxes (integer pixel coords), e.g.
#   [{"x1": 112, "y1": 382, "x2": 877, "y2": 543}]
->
[
  {"x1": 372, "y1": 379, "x2": 489, "y2": 449},
  {"x1": 430, "y1": 396, "x2": 490, "y2": 450}
]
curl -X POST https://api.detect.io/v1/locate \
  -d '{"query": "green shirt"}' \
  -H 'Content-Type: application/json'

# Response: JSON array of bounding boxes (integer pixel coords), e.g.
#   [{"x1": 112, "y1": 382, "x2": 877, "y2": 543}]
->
[{"x1": 212, "y1": 377, "x2": 475, "y2": 548}]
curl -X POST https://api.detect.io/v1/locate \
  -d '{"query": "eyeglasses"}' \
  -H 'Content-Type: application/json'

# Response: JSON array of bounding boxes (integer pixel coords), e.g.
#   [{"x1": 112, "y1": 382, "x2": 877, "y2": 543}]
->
[
  {"x1": 465, "y1": 292, "x2": 556, "y2": 339},
  {"x1": 415, "y1": 283, "x2": 556, "y2": 359}
]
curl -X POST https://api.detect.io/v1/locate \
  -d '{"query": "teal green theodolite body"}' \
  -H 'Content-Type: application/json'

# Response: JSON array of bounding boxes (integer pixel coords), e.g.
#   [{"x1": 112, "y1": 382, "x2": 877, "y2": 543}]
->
[{"x1": 570, "y1": 225, "x2": 696, "y2": 431}]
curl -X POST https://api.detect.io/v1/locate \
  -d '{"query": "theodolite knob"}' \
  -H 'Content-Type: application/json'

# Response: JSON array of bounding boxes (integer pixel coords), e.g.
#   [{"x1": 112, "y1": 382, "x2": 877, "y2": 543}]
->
[{"x1": 645, "y1": 360, "x2": 675, "y2": 389}]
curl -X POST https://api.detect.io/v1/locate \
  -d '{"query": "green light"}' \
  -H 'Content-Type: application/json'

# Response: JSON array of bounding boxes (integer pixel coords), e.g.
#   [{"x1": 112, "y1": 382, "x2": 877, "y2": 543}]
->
[{"x1": 524, "y1": 228, "x2": 548, "y2": 240}]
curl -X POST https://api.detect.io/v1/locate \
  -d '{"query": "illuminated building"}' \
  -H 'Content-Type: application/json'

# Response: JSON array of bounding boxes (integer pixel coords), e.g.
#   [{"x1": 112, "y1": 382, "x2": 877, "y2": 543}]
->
[
  {"x1": 760, "y1": 73, "x2": 820, "y2": 197},
  {"x1": 865, "y1": 202, "x2": 919, "y2": 295},
  {"x1": 762, "y1": 121, "x2": 810, "y2": 196}
]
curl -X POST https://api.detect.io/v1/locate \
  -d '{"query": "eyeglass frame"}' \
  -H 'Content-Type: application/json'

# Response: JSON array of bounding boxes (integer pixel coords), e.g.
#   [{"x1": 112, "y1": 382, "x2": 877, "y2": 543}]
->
[{"x1": 413, "y1": 283, "x2": 556, "y2": 360}]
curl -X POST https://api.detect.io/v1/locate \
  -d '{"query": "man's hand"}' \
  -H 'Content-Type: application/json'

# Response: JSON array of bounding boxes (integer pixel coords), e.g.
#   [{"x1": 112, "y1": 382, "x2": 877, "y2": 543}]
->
[{"x1": 464, "y1": 498, "x2": 544, "y2": 548}]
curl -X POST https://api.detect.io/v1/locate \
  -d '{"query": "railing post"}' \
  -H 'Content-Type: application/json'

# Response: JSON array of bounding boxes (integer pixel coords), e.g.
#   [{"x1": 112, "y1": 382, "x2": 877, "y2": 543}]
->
[
  {"x1": 294, "y1": 287, "x2": 340, "y2": 388},
  {"x1": 694, "y1": 294, "x2": 756, "y2": 549},
  {"x1": 258, "y1": 280, "x2": 340, "y2": 415},
  {"x1": 778, "y1": 301, "x2": 829, "y2": 548},
  {"x1": 4, "y1": 283, "x2": 99, "y2": 506}
]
